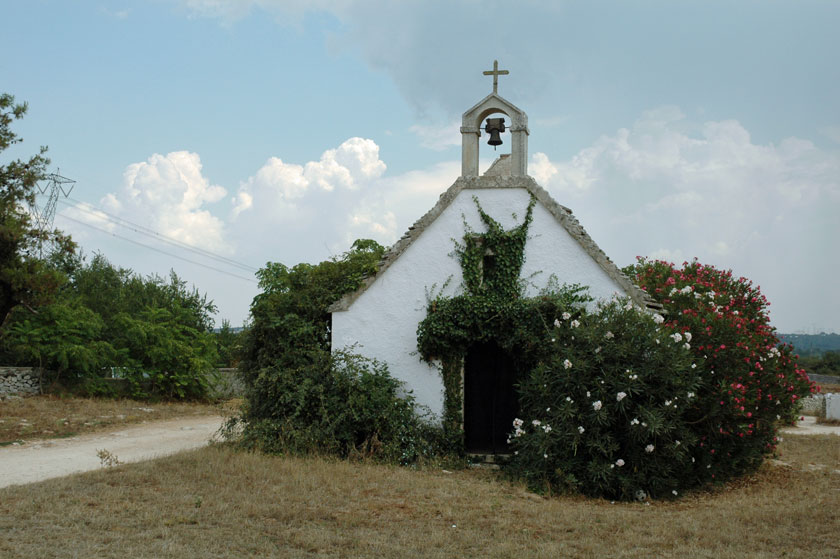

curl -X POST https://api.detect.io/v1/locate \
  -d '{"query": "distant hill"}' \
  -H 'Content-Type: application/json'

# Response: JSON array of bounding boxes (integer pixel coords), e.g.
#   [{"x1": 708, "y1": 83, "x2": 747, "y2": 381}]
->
[{"x1": 778, "y1": 333, "x2": 840, "y2": 356}]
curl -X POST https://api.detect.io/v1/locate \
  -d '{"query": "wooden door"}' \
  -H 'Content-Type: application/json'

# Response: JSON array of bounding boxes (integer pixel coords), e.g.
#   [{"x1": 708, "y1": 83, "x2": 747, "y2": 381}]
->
[{"x1": 464, "y1": 341, "x2": 517, "y2": 454}]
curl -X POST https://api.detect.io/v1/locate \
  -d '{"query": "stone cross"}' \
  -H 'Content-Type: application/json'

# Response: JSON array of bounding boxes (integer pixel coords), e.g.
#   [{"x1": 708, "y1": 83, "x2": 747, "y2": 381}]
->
[{"x1": 483, "y1": 60, "x2": 509, "y2": 94}]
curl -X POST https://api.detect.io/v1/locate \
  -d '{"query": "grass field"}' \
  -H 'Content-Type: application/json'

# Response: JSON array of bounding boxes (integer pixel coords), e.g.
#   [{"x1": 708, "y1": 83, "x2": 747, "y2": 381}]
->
[
  {"x1": 0, "y1": 434, "x2": 837, "y2": 558},
  {"x1": 0, "y1": 395, "x2": 230, "y2": 444}
]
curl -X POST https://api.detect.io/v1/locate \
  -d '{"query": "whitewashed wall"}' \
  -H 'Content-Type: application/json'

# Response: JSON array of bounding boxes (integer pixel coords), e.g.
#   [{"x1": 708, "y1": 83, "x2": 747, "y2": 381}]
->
[{"x1": 331, "y1": 187, "x2": 628, "y2": 418}]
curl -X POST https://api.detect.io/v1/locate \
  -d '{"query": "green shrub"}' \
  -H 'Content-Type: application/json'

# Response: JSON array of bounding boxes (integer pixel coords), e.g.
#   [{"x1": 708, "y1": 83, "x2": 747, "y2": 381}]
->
[
  {"x1": 236, "y1": 240, "x2": 444, "y2": 464},
  {"x1": 507, "y1": 297, "x2": 700, "y2": 500},
  {"x1": 626, "y1": 258, "x2": 815, "y2": 483},
  {"x1": 237, "y1": 350, "x2": 437, "y2": 464}
]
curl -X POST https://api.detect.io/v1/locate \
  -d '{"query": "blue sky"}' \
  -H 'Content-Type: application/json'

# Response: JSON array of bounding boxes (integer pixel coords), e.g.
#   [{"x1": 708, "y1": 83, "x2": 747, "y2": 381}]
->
[{"x1": 3, "y1": 0, "x2": 839, "y2": 333}]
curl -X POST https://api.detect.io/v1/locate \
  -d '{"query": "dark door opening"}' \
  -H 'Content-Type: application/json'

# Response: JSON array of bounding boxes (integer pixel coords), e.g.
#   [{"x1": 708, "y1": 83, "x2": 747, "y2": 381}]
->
[{"x1": 464, "y1": 340, "x2": 518, "y2": 454}]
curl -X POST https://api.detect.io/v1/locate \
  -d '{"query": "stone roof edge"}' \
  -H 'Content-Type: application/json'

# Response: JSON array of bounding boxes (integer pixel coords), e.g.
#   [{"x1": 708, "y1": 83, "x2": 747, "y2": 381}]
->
[{"x1": 328, "y1": 175, "x2": 659, "y2": 313}]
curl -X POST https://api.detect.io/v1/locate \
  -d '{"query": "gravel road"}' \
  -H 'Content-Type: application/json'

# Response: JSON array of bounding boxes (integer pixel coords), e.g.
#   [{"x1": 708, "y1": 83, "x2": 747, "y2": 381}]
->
[
  {"x1": 0, "y1": 415, "x2": 225, "y2": 489},
  {"x1": 1, "y1": 415, "x2": 835, "y2": 490}
]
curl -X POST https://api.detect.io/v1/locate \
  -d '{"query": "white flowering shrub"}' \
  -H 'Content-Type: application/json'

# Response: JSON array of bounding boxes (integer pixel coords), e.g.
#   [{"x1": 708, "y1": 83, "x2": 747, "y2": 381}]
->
[{"x1": 507, "y1": 298, "x2": 702, "y2": 500}]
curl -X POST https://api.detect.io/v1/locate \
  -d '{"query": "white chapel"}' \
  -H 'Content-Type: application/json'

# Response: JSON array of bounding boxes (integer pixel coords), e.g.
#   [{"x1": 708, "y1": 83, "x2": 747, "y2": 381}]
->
[{"x1": 329, "y1": 62, "x2": 651, "y2": 425}]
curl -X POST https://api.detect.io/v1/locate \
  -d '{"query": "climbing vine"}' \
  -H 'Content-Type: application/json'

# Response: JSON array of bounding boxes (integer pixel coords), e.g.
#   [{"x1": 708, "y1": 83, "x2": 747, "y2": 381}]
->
[{"x1": 417, "y1": 195, "x2": 591, "y2": 450}]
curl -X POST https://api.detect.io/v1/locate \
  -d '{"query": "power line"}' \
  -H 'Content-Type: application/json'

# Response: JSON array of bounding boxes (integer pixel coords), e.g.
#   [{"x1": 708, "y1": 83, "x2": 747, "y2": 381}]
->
[
  {"x1": 58, "y1": 197, "x2": 258, "y2": 273},
  {"x1": 57, "y1": 213, "x2": 258, "y2": 284}
]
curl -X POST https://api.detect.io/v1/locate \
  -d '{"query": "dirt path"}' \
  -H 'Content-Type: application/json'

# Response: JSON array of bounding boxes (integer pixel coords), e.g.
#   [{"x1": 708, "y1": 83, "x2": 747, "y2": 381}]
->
[
  {"x1": 0, "y1": 415, "x2": 225, "y2": 489},
  {"x1": 780, "y1": 415, "x2": 840, "y2": 436},
  {"x1": 2, "y1": 415, "x2": 836, "y2": 490}
]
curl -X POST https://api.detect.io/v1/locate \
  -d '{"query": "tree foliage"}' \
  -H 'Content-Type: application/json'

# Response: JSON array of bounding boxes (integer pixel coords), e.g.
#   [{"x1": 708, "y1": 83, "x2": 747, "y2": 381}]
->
[
  {"x1": 1, "y1": 253, "x2": 218, "y2": 399},
  {"x1": 0, "y1": 93, "x2": 74, "y2": 329},
  {"x1": 235, "y1": 240, "x2": 442, "y2": 463}
]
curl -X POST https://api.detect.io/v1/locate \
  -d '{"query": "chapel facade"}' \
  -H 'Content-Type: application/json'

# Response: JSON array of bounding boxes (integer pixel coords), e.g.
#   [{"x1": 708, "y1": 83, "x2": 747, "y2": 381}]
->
[{"x1": 329, "y1": 62, "x2": 651, "y2": 452}]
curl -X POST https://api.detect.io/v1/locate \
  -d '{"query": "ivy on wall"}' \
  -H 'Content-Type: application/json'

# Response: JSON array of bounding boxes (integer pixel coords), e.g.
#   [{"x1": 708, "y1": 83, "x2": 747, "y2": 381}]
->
[{"x1": 416, "y1": 195, "x2": 591, "y2": 451}]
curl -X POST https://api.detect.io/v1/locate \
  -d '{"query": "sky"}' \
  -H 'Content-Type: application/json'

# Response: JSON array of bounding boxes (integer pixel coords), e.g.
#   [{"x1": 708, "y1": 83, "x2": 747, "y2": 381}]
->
[{"x1": 3, "y1": 0, "x2": 839, "y2": 333}]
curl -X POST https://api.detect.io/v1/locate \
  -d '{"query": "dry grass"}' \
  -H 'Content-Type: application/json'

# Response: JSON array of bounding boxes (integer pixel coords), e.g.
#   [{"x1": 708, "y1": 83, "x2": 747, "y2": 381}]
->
[
  {"x1": 1, "y1": 436, "x2": 837, "y2": 558},
  {"x1": 817, "y1": 383, "x2": 840, "y2": 394},
  {"x1": 0, "y1": 395, "x2": 233, "y2": 444}
]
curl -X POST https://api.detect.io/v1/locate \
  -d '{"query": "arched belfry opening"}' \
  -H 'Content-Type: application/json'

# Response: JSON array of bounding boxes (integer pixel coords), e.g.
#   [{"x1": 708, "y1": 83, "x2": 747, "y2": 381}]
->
[{"x1": 461, "y1": 60, "x2": 529, "y2": 177}]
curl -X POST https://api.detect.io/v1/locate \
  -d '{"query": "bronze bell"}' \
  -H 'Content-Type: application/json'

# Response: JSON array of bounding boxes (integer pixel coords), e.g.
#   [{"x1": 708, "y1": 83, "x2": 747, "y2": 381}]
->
[{"x1": 485, "y1": 117, "x2": 505, "y2": 148}]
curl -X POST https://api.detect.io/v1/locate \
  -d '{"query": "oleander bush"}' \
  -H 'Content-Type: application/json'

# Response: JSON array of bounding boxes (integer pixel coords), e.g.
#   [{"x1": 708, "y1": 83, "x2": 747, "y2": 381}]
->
[
  {"x1": 506, "y1": 296, "x2": 701, "y2": 500},
  {"x1": 625, "y1": 258, "x2": 815, "y2": 482}
]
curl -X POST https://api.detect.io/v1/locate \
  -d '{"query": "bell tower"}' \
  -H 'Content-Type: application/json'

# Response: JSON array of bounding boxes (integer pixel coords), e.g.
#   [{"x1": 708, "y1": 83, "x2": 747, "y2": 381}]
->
[{"x1": 460, "y1": 60, "x2": 530, "y2": 177}]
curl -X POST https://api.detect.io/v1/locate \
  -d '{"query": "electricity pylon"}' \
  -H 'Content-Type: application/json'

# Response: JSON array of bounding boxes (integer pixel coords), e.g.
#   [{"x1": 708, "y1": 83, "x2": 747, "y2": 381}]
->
[
  {"x1": 32, "y1": 170, "x2": 75, "y2": 231},
  {"x1": 30, "y1": 170, "x2": 75, "y2": 257}
]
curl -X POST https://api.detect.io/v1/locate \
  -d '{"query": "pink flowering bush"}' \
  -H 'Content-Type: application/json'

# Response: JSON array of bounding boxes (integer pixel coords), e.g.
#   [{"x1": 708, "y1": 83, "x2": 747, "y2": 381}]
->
[{"x1": 627, "y1": 258, "x2": 815, "y2": 483}]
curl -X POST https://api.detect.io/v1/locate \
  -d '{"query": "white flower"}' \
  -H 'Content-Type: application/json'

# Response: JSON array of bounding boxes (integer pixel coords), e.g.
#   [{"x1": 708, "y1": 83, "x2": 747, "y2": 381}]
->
[
  {"x1": 675, "y1": 440, "x2": 681, "y2": 446},
  {"x1": 687, "y1": 392, "x2": 695, "y2": 399},
  {"x1": 672, "y1": 490, "x2": 678, "y2": 496},
  {"x1": 563, "y1": 359, "x2": 573, "y2": 370},
  {"x1": 593, "y1": 400, "x2": 603, "y2": 411},
  {"x1": 514, "y1": 428, "x2": 525, "y2": 437},
  {"x1": 532, "y1": 419, "x2": 541, "y2": 427},
  {"x1": 655, "y1": 339, "x2": 660, "y2": 344},
  {"x1": 586, "y1": 391, "x2": 591, "y2": 398},
  {"x1": 684, "y1": 343, "x2": 691, "y2": 350},
  {"x1": 669, "y1": 287, "x2": 678, "y2": 296},
  {"x1": 570, "y1": 319, "x2": 580, "y2": 328},
  {"x1": 553, "y1": 319, "x2": 561, "y2": 328},
  {"x1": 664, "y1": 400, "x2": 672, "y2": 406},
  {"x1": 578, "y1": 426, "x2": 585, "y2": 434},
  {"x1": 617, "y1": 392, "x2": 627, "y2": 402},
  {"x1": 680, "y1": 285, "x2": 693, "y2": 294},
  {"x1": 691, "y1": 363, "x2": 696, "y2": 369},
  {"x1": 605, "y1": 331, "x2": 614, "y2": 339},
  {"x1": 694, "y1": 292, "x2": 702, "y2": 299},
  {"x1": 543, "y1": 453, "x2": 548, "y2": 459},
  {"x1": 630, "y1": 418, "x2": 640, "y2": 426},
  {"x1": 615, "y1": 459, "x2": 625, "y2": 467},
  {"x1": 513, "y1": 418, "x2": 524, "y2": 428},
  {"x1": 624, "y1": 302, "x2": 633, "y2": 311},
  {"x1": 653, "y1": 314, "x2": 665, "y2": 324},
  {"x1": 594, "y1": 346, "x2": 601, "y2": 354},
  {"x1": 645, "y1": 444, "x2": 655, "y2": 453},
  {"x1": 684, "y1": 332, "x2": 692, "y2": 342},
  {"x1": 543, "y1": 424, "x2": 552, "y2": 433},
  {"x1": 546, "y1": 407, "x2": 551, "y2": 412},
  {"x1": 562, "y1": 312, "x2": 571, "y2": 320},
  {"x1": 565, "y1": 396, "x2": 572, "y2": 402},
  {"x1": 551, "y1": 338, "x2": 556, "y2": 342},
  {"x1": 671, "y1": 332, "x2": 683, "y2": 343}
]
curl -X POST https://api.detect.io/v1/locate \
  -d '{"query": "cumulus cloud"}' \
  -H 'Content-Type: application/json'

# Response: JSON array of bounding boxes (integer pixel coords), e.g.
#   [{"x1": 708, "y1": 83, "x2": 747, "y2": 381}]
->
[
  {"x1": 99, "y1": 151, "x2": 231, "y2": 253},
  {"x1": 532, "y1": 107, "x2": 840, "y2": 332},
  {"x1": 232, "y1": 137, "x2": 385, "y2": 218}
]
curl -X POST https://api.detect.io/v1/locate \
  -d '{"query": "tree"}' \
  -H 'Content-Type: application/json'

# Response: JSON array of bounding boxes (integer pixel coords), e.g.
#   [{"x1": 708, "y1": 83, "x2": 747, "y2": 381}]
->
[
  {"x1": 3, "y1": 298, "x2": 114, "y2": 388},
  {"x1": 0, "y1": 93, "x2": 74, "y2": 330}
]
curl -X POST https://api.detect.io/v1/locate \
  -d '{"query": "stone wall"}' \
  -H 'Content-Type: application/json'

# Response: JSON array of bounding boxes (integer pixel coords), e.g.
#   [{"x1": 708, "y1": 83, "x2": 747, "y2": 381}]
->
[{"x1": 0, "y1": 367, "x2": 42, "y2": 396}]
